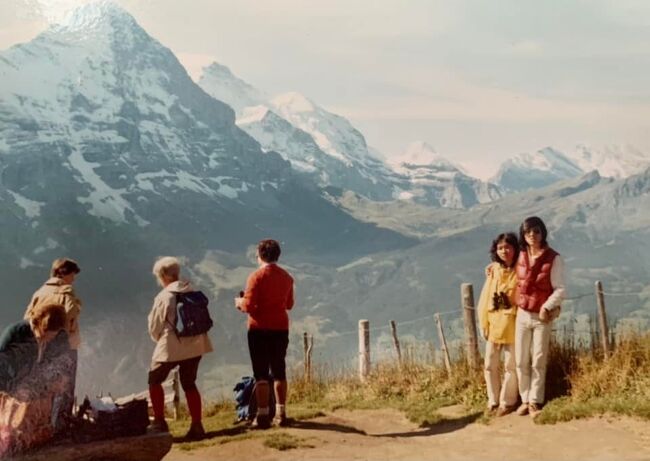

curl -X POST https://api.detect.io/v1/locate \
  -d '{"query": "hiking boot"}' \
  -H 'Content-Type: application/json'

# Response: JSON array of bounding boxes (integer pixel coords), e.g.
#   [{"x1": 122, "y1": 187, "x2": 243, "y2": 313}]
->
[
  {"x1": 516, "y1": 403, "x2": 529, "y2": 416},
  {"x1": 272, "y1": 414, "x2": 289, "y2": 427},
  {"x1": 251, "y1": 414, "x2": 271, "y2": 430},
  {"x1": 496, "y1": 405, "x2": 515, "y2": 417},
  {"x1": 147, "y1": 419, "x2": 169, "y2": 434},
  {"x1": 185, "y1": 422, "x2": 206, "y2": 441},
  {"x1": 528, "y1": 403, "x2": 542, "y2": 418}
]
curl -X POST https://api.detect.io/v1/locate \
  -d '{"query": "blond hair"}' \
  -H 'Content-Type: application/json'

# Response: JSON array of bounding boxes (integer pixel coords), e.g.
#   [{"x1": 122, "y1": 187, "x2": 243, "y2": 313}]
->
[
  {"x1": 29, "y1": 302, "x2": 66, "y2": 337},
  {"x1": 152, "y1": 256, "x2": 181, "y2": 283}
]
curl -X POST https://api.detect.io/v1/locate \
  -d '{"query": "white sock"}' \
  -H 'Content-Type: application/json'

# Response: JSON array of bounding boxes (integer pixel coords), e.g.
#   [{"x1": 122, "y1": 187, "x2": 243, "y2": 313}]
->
[
  {"x1": 276, "y1": 404, "x2": 285, "y2": 416},
  {"x1": 257, "y1": 407, "x2": 269, "y2": 416}
]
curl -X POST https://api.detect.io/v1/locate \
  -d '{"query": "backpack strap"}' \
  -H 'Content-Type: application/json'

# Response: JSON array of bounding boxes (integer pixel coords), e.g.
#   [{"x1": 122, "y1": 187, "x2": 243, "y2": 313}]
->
[{"x1": 165, "y1": 293, "x2": 181, "y2": 339}]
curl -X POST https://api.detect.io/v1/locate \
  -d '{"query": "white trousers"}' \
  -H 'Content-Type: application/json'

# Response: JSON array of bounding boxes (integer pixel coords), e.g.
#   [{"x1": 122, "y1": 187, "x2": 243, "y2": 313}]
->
[
  {"x1": 515, "y1": 309, "x2": 552, "y2": 404},
  {"x1": 484, "y1": 342, "x2": 518, "y2": 408}
]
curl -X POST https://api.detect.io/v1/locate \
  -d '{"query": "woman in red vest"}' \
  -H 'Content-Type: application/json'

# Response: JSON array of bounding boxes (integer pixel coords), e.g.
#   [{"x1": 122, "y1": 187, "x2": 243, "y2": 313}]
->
[{"x1": 514, "y1": 216, "x2": 566, "y2": 417}]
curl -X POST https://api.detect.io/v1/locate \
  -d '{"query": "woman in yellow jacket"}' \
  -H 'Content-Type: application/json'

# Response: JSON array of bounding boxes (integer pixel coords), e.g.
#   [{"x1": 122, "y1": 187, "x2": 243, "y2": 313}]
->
[{"x1": 478, "y1": 232, "x2": 519, "y2": 416}]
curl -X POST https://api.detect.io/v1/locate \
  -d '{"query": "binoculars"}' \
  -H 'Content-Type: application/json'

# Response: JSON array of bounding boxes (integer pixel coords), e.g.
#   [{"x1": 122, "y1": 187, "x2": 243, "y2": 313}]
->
[{"x1": 491, "y1": 291, "x2": 512, "y2": 311}]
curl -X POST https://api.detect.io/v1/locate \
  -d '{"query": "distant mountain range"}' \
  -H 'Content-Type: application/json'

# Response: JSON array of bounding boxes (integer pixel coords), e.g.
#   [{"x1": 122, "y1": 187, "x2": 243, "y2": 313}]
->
[
  {"x1": 198, "y1": 63, "x2": 650, "y2": 202},
  {"x1": 491, "y1": 145, "x2": 650, "y2": 192},
  {"x1": 199, "y1": 63, "x2": 501, "y2": 208}
]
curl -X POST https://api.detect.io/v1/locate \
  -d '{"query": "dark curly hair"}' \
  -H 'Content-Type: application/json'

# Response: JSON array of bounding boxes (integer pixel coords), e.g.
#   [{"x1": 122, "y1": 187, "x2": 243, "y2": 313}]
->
[{"x1": 490, "y1": 232, "x2": 519, "y2": 268}]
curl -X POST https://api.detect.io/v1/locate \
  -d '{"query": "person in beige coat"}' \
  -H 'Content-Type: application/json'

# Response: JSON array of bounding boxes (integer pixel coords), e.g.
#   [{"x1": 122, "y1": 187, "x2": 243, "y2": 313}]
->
[
  {"x1": 147, "y1": 256, "x2": 212, "y2": 440},
  {"x1": 24, "y1": 258, "x2": 81, "y2": 429},
  {"x1": 25, "y1": 258, "x2": 82, "y2": 350}
]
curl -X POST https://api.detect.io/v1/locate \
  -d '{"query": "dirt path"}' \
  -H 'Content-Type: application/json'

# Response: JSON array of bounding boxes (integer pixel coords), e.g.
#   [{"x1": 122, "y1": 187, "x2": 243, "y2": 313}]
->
[{"x1": 164, "y1": 406, "x2": 650, "y2": 461}]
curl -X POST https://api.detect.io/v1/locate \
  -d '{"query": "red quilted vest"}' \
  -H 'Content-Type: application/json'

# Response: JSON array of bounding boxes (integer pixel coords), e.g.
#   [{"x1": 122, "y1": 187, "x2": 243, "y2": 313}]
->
[{"x1": 516, "y1": 247, "x2": 559, "y2": 313}]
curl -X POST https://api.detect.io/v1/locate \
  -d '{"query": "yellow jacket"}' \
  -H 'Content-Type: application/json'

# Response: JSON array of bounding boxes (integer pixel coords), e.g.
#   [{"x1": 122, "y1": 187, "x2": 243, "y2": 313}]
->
[{"x1": 478, "y1": 262, "x2": 517, "y2": 344}]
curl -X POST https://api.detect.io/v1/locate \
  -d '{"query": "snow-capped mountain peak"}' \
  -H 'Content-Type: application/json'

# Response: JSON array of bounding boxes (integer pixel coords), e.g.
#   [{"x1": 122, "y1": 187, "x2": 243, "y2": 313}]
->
[
  {"x1": 0, "y1": 1, "x2": 287, "y2": 227},
  {"x1": 59, "y1": 0, "x2": 137, "y2": 31},
  {"x1": 198, "y1": 65, "x2": 408, "y2": 197},
  {"x1": 570, "y1": 144, "x2": 650, "y2": 179},
  {"x1": 271, "y1": 92, "x2": 316, "y2": 114},
  {"x1": 198, "y1": 62, "x2": 266, "y2": 114},
  {"x1": 492, "y1": 147, "x2": 583, "y2": 192},
  {"x1": 389, "y1": 141, "x2": 502, "y2": 207},
  {"x1": 392, "y1": 141, "x2": 458, "y2": 171},
  {"x1": 266, "y1": 91, "x2": 369, "y2": 166}
]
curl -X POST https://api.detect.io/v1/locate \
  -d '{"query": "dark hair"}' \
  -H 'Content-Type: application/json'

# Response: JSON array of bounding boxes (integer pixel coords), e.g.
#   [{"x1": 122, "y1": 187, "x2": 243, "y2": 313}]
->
[
  {"x1": 490, "y1": 232, "x2": 519, "y2": 268},
  {"x1": 257, "y1": 239, "x2": 281, "y2": 263},
  {"x1": 519, "y1": 216, "x2": 548, "y2": 250},
  {"x1": 50, "y1": 258, "x2": 81, "y2": 278}
]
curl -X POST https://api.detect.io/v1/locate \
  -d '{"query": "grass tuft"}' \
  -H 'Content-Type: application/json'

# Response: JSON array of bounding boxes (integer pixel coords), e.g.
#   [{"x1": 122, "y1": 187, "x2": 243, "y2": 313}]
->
[{"x1": 263, "y1": 433, "x2": 315, "y2": 451}]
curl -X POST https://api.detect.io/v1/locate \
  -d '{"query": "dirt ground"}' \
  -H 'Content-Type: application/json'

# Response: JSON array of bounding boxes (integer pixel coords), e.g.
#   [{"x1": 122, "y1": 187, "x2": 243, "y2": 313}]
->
[{"x1": 164, "y1": 406, "x2": 650, "y2": 461}]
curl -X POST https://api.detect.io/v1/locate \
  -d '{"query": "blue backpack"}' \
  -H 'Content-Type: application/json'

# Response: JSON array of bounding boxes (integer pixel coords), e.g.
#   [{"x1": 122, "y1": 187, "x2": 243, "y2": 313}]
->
[
  {"x1": 174, "y1": 291, "x2": 213, "y2": 337},
  {"x1": 233, "y1": 376, "x2": 276, "y2": 422}
]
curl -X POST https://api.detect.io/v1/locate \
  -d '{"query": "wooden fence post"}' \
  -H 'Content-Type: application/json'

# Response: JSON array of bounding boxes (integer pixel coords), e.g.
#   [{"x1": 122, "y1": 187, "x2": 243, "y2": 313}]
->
[
  {"x1": 460, "y1": 283, "x2": 480, "y2": 368},
  {"x1": 389, "y1": 320, "x2": 402, "y2": 367},
  {"x1": 307, "y1": 334, "x2": 314, "y2": 381},
  {"x1": 434, "y1": 313, "x2": 452, "y2": 375},
  {"x1": 358, "y1": 320, "x2": 370, "y2": 380},
  {"x1": 303, "y1": 332, "x2": 310, "y2": 381},
  {"x1": 172, "y1": 369, "x2": 180, "y2": 420},
  {"x1": 595, "y1": 280, "x2": 610, "y2": 357}
]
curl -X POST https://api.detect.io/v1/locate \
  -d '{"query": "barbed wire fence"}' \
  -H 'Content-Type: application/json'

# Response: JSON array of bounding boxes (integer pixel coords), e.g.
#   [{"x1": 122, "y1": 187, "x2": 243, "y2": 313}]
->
[{"x1": 298, "y1": 280, "x2": 648, "y2": 382}]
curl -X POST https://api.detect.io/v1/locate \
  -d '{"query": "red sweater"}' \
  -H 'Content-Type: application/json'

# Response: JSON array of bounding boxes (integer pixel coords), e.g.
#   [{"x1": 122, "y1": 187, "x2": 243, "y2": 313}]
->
[{"x1": 241, "y1": 263, "x2": 294, "y2": 330}]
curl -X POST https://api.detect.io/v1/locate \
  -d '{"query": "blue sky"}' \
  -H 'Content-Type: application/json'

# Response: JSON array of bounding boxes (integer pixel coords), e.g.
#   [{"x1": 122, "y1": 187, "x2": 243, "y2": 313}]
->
[{"x1": 3, "y1": 0, "x2": 650, "y2": 178}]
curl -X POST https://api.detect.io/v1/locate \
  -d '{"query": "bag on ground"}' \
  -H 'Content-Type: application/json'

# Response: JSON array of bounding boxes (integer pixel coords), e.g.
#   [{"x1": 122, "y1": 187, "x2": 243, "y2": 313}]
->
[{"x1": 233, "y1": 376, "x2": 275, "y2": 422}]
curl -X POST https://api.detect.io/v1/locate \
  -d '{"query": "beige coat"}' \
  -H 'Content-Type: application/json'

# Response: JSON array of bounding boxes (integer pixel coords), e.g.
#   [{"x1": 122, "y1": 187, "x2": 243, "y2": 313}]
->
[
  {"x1": 25, "y1": 277, "x2": 82, "y2": 350},
  {"x1": 148, "y1": 280, "x2": 213, "y2": 364}
]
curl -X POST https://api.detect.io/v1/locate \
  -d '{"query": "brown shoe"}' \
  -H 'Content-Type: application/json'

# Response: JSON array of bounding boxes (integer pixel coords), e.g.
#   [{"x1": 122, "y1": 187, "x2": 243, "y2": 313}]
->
[
  {"x1": 516, "y1": 403, "x2": 529, "y2": 416},
  {"x1": 185, "y1": 422, "x2": 206, "y2": 441},
  {"x1": 496, "y1": 405, "x2": 515, "y2": 417},
  {"x1": 528, "y1": 403, "x2": 542, "y2": 417}
]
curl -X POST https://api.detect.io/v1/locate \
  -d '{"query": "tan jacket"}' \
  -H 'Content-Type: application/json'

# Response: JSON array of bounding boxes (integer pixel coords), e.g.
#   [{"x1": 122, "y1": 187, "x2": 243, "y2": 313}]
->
[
  {"x1": 148, "y1": 280, "x2": 213, "y2": 363},
  {"x1": 25, "y1": 277, "x2": 82, "y2": 349},
  {"x1": 478, "y1": 263, "x2": 518, "y2": 344}
]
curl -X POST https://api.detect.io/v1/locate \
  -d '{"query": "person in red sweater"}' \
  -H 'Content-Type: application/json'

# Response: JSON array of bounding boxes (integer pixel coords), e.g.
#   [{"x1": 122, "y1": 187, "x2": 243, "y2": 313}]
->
[{"x1": 235, "y1": 239, "x2": 294, "y2": 429}]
